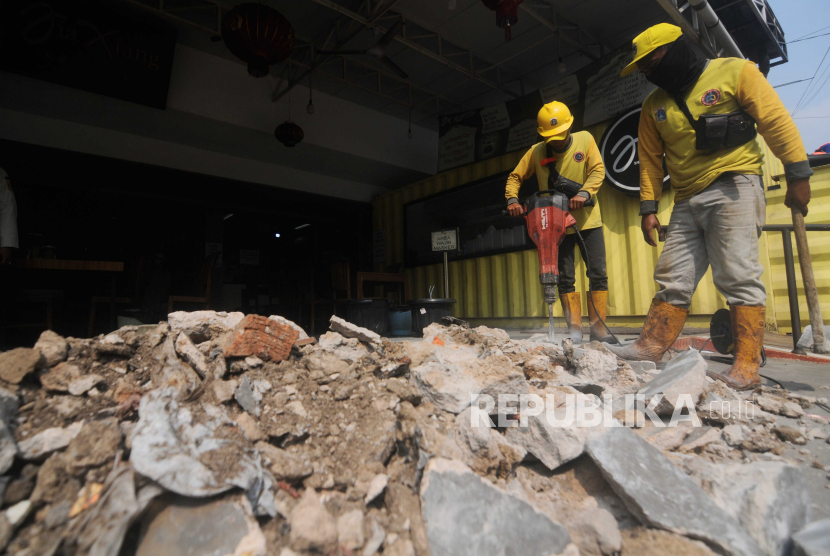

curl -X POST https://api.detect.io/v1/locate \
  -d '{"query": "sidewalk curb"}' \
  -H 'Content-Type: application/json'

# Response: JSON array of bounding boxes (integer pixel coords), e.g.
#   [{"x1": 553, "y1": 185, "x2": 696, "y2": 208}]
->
[{"x1": 673, "y1": 337, "x2": 830, "y2": 365}]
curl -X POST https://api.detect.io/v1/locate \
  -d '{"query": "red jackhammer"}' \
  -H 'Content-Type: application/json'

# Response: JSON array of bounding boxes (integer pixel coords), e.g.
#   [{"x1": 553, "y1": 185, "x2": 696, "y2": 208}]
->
[{"x1": 504, "y1": 189, "x2": 595, "y2": 341}]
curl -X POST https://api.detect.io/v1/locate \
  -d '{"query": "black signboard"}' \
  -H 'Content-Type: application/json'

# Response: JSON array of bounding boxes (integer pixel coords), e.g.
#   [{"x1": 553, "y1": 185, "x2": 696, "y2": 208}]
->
[
  {"x1": 599, "y1": 106, "x2": 670, "y2": 197},
  {"x1": 0, "y1": 0, "x2": 177, "y2": 109}
]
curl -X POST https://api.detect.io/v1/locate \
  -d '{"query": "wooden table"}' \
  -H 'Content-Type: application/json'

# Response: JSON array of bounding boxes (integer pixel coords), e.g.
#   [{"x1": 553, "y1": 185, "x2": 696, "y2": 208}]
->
[
  {"x1": 17, "y1": 259, "x2": 125, "y2": 331},
  {"x1": 356, "y1": 272, "x2": 409, "y2": 302}
]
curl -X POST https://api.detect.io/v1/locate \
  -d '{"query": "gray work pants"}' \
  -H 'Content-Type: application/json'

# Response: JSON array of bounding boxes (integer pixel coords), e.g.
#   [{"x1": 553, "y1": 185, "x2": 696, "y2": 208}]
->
[{"x1": 654, "y1": 173, "x2": 766, "y2": 308}]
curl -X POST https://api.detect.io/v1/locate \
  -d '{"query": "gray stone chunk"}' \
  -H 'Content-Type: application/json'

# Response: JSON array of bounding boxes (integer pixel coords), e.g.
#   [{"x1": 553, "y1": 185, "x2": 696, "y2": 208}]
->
[
  {"x1": 420, "y1": 458, "x2": 571, "y2": 556},
  {"x1": 235, "y1": 375, "x2": 258, "y2": 416},
  {"x1": 791, "y1": 518, "x2": 830, "y2": 556},
  {"x1": 0, "y1": 422, "x2": 17, "y2": 474},
  {"x1": 136, "y1": 494, "x2": 265, "y2": 556},
  {"x1": 676, "y1": 457, "x2": 812, "y2": 556},
  {"x1": 586, "y1": 426, "x2": 763, "y2": 556},
  {"x1": 637, "y1": 349, "x2": 708, "y2": 415}
]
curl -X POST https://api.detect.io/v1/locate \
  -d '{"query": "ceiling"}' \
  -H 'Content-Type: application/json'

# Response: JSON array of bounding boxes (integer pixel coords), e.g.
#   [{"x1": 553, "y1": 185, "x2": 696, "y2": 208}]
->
[{"x1": 121, "y1": 0, "x2": 674, "y2": 129}]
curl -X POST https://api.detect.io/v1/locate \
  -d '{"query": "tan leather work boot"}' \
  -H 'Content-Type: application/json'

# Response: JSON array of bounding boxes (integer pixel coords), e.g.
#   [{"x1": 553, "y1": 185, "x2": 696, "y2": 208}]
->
[
  {"x1": 560, "y1": 292, "x2": 584, "y2": 343},
  {"x1": 708, "y1": 306, "x2": 764, "y2": 391},
  {"x1": 587, "y1": 291, "x2": 617, "y2": 344},
  {"x1": 604, "y1": 298, "x2": 688, "y2": 365}
]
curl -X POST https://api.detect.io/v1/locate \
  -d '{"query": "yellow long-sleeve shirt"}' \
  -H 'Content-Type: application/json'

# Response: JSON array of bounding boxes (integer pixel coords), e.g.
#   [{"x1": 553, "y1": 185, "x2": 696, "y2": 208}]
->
[
  {"x1": 505, "y1": 131, "x2": 605, "y2": 232},
  {"x1": 639, "y1": 58, "x2": 811, "y2": 209}
]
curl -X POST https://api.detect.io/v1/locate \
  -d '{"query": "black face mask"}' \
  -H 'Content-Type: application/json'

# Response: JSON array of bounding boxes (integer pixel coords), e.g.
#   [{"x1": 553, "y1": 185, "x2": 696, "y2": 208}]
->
[{"x1": 645, "y1": 36, "x2": 707, "y2": 95}]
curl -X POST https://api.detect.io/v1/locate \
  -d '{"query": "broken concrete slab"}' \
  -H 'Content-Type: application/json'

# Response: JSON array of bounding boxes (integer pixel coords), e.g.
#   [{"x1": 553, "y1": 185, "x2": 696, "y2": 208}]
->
[
  {"x1": 34, "y1": 330, "x2": 68, "y2": 368},
  {"x1": 136, "y1": 494, "x2": 265, "y2": 556},
  {"x1": 754, "y1": 394, "x2": 804, "y2": 418},
  {"x1": 791, "y1": 518, "x2": 830, "y2": 556},
  {"x1": 773, "y1": 425, "x2": 808, "y2": 445},
  {"x1": 0, "y1": 422, "x2": 17, "y2": 475},
  {"x1": 168, "y1": 310, "x2": 245, "y2": 343},
  {"x1": 411, "y1": 356, "x2": 526, "y2": 414},
  {"x1": 678, "y1": 426, "x2": 722, "y2": 453},
  {"x1": 330, "y1": 315, "x2": 381, "y2": 344},
  {"x1": 212, "y1": 379, "x2": 237, "y2": 403},
  {"x1": 65, "y1": 418, "x2": 121, "y2": 470},
  {"x1": 174, "y1": 332, "x2": 208, "y2": 378},
  {"x1": 17, "y1": 421, "x2": 83, "y2": 460},
  {"x1": 504, "y1": 409, "x2": 587, "y2": 471},
  {"x1": 586, "y1": 426, "x2": 763, "y2": 556},
  {"x1": 0, "y1": 348, "x2": 40, "y2": 384},
  {"x1": 420, "y1": 458, "x2": 572, "y2": 556},
  {"x1": 637, "y1": 349, "x2": 708, "y2": 415},
  {"x1": 337, "y1": 509, "x2": 365, "y2": 550},
  {"x1": 39, "y1": 362, "x2": 82, "y2": 392},
  {"x1": 570, "y1": 346, "x2": 618, "y2": 383},
  {"x1": 365, "y1": 474, "x2": 388, "y2": 505},
  {"x1": 636, "y1": 422, "x2": 693, "y2": 452},
  {"x1": 68, "y1": 374, "x2": 103, "y2": 396},
  {"x1": 130, "y1": 388, "x2": 270, "y2": 503},
  {"x1": 568, "y1": 508, "x2": 622, "y2": 556},
  {"x1": 676, "y1": 456, "x2": 812, "y2": 556},
  {"x1": 254, "y1": 442, "x2": 312, "y2": 481},
  {"x1": 289, "y1": 489, "x2": 337, "y2": 552}
]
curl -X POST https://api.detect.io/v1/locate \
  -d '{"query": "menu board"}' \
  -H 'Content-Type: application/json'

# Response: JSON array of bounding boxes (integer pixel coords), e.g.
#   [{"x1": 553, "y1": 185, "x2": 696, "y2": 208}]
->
[{"x1": 583, "y1": 53, "x2": 655, "y2": 127}]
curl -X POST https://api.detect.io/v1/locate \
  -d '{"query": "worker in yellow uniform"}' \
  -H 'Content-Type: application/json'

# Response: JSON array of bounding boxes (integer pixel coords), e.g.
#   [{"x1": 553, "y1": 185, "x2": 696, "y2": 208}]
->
[
  {"x1": 605, "y1": 23, "x2": 812, "y2": 389},
  {"x1": 505, "y1": 101, "x2": 615, "y2": 344}
]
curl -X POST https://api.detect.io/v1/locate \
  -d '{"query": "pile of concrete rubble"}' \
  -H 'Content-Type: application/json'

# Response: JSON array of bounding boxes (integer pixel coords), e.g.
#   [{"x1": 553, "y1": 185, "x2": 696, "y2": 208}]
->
[{"x1": 0, "y1": 310, "x2": 827, "y2": 556}]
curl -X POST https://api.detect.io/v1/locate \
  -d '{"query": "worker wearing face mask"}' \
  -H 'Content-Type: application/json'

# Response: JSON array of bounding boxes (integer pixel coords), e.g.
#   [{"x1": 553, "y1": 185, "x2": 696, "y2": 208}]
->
[
  {"x1": 505, "y1": 101, "x2": 615, "y2": 344},
  {"x1": 605, "y1": 23, "x2": 812, "y2": 389}
]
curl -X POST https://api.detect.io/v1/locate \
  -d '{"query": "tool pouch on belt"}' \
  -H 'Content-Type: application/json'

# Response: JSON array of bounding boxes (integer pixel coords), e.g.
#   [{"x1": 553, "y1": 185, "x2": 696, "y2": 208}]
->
[
  {"x1": 548, "y1": 173, "x2": 584, "y2": 199},
  {"x1": 674, "y1": 95, "x2": 757, "y2": 151}
]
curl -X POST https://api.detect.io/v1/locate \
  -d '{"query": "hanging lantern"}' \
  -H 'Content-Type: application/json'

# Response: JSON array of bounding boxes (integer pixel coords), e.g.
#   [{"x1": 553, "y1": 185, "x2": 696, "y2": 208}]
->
[
  {"x1": 222, "y1": 3, "x2": 295, "y2": 78},
  {"x1": 482, "y1": 0, "x2": 524, "y2": 41},
  {"x1": 275, "y1": 121, "x2": 304, "y2": 147}
]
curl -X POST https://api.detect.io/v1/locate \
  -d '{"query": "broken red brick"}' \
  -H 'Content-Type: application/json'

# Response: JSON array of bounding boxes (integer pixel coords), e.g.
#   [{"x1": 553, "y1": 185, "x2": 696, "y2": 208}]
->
[
  {"x1": 432, "y1": 337, "x2": 445, "y2": 346},
  {"x1": 294, "y1": 337, "x2": 317, "y2": 347},
  {"x1": 224, "y1": 315, "x2": 300, "y2": 362}
]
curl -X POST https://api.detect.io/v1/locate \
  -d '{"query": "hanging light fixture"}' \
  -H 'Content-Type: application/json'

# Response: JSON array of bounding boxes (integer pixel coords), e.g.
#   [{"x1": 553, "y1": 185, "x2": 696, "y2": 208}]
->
[
  {"x1": 307, "y1": 72, "x2": 315, "y2": 115},
  {"x1": 275, "y1": 90, "x2": 304, "y2": 147},
  {"x1": 481, "y1": 0, "x2": 524, "y2": 41},
  {"x1": 222, "y1": 3, "x2": 295, "y2": 78}
]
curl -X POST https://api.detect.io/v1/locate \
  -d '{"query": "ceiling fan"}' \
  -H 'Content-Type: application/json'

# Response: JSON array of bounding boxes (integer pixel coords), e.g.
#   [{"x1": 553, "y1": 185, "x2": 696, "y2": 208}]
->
[{"x1": 318, "y1": 19, "x2": 409, "y2": 79}]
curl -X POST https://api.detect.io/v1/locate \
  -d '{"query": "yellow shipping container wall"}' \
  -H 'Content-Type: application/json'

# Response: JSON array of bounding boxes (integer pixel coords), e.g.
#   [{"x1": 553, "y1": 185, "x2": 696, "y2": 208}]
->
[{"x1": 375, "y1": 129, "x2": 828, "y2": 331}]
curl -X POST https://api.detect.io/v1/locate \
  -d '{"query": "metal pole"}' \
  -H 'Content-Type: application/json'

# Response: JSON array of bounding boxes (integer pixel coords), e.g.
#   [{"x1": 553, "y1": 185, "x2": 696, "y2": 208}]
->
[
  {"x1": 688, "y1": 0, "x2": 744, "y2": 58},
  {"x1": 781, "y1": 230, "x2": 805, "y2": 354},
  {"x1": 443, "y1": 251, "x2": 449, "y2": 299},
  {"x1": 791, "y1": 208, "x2": 830, "y2": 354}
]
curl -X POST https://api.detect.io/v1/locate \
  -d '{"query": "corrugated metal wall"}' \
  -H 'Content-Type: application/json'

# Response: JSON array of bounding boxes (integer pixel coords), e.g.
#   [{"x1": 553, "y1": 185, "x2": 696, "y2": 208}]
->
[
  {"x1": 764, "y1": 162, "x2": 830, "y2": 333},
  {"x1": 374, "y1": 127, "x2": 797, "y2": 328}
]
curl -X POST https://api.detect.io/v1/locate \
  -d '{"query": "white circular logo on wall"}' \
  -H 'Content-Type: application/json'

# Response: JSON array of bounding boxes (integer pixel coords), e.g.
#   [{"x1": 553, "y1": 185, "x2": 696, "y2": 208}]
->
[{"x1": 599, "y1": 106, "x2": 670, "y2": 197}]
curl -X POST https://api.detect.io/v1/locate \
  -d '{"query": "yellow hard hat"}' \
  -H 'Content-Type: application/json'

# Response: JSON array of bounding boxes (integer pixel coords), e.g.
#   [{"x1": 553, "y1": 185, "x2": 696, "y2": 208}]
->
[
  {"x1": 620, "y1": 23, "x2": 683, "y2": 77},
  {"x1": 537, "y1": 101, "x2": 573, "y2": 141}
]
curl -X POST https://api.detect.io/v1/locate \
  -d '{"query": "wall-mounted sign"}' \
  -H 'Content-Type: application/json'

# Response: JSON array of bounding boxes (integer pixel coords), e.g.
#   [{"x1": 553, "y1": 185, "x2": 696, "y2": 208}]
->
[
  {"x1": 431, "y1": 229, "x2": 459, "y2": 252},
  {"x1": 540, "y1": 75, "x2": 580, "y2": 106},
  {"x1": 584, "y1": 53, "x2": 655, "y2": 127},
  {"x1": 0, "y1": 0, "x2": 177, "y2": 109},
  {"x1": 600, "y1": 107, "x2": 670, "y2": 197}
]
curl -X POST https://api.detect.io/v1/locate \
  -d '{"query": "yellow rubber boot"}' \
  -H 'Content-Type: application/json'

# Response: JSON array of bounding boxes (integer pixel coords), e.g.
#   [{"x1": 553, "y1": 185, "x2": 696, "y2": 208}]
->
[
  {"x1": 708, "y1": 306, "x2": 764, "y2": 391},
  {"x1": 604, "y1": 298, "x2": 688, "y2": 365},
  {"x1": 587, "y1": 291, "x2": 617, "y2": 344},
  {"x1": 560, "y1": 292, "x2": 584, "y2": 343}
]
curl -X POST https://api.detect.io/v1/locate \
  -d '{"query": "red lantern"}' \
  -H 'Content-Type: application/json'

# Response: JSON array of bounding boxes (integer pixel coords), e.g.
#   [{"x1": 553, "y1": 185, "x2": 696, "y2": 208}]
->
[
  {"x1": 222, "y1": 3, "x2": 295, "y2": 78},
  {"x1": 482, "y1": 0, "x2": 524, "y2": 41},
  {"x1": 275, "y1": 121, "x2": 304, "y2": 147}
]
